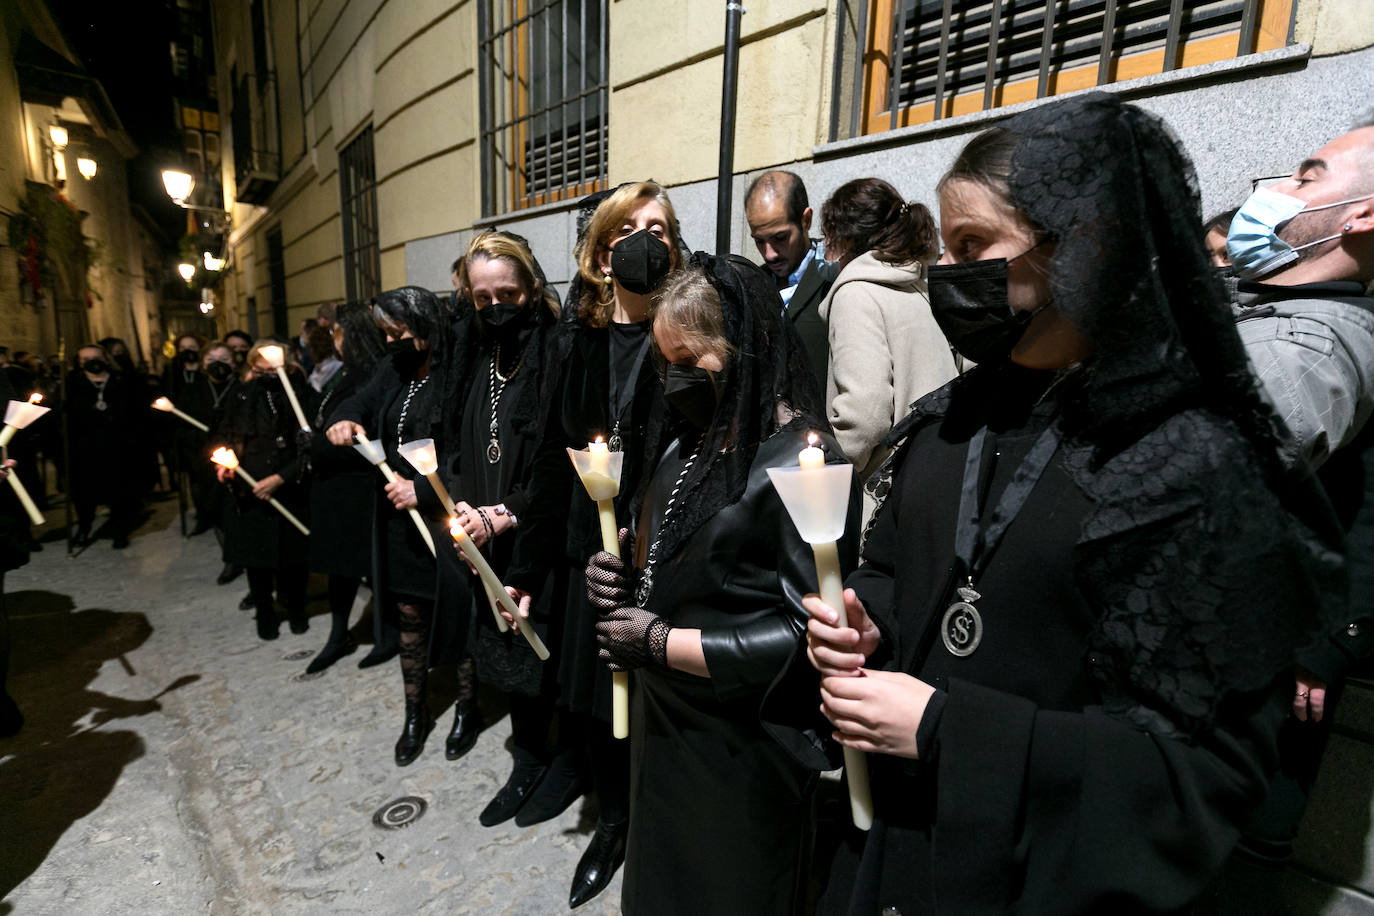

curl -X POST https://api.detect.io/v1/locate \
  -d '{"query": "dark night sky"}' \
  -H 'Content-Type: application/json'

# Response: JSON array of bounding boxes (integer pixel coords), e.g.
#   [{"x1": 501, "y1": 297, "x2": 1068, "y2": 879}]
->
[{"x1": 48, "y1": 0, "x2": 188, "y2": 248}]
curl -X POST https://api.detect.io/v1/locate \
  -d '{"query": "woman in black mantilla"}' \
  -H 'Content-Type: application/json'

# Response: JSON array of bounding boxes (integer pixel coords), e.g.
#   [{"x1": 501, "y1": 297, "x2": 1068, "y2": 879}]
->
[
  {"x1": 215, "y1": 340, "x2": 312, "y2": 639},
  {"x1": 445, "y1": 230, "x2": 572, "y2": 827},
  {"x1": 550, "y1": 180, "x2": 685, "y2": 907},
  {"x1": 178, "y1": 341, "x2": 241, "y2": 582},
  {"x1": 801, "y1": 93, "x2": 1345, "y2": 914},
  {"x1": 303, "y1": 303, "x2": 386, "y2": 674},
  {"x1": 326, "y1": 286, "x2": 471, "y2": 765},
  {"x1": 584, "y1": 254, "x2": 858, "y2": 916}
]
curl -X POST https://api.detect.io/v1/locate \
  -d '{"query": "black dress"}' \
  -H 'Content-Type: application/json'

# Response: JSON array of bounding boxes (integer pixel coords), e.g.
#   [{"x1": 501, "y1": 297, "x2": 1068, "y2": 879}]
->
[
  {"x1": 218, "y1": 376, "x2": 310, "y2": 570},
  {"x1": 178, "y1": 374, "x2": 238, "y2": 527},
  {"x1": 820, "y1": 364, "x2": 1332, "y2": 915},
  {"x1": 65, "y1": 370, "x2": 139, "y2": 529},
  {"x1": 454, "y1": 330, "x2": 571, "y2": 696},
  {"x1": 621, "y1": 425, "x2": 858, "y2": 916},
  {"x1": 555, "y1": 319, "x2": 663, "y2": 716},
  {"x1": 307, "y1": 368, "x2": 375, "y2": 577}
]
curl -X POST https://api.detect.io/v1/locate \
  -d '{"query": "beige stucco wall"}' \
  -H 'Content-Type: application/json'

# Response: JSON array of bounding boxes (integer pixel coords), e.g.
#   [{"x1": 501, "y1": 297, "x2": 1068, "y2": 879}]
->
[
  {"x1": 1294, "y1": 0, "x2": 1374, "y2": 55},
  {"x1": 608, "y1": 0, "x2": 828, "y2": 186}
]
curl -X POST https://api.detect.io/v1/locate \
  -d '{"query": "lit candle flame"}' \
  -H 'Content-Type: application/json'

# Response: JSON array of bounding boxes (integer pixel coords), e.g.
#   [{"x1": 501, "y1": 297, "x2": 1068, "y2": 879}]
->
[
  {"x1": 807, "y1": 431, "x2": 819, "y2": 448},
  {"x1": 594, "y1": 436, "x2": 604, "y2": 445},
  {"x1": 210, "y1": 446, "x2": 239, "y2": 470},
  {"x1": 448, "y1": 517, "x2": 466, "y2": 540},
  {"x1": 258, "y1": 344, "x2": 285, "y2": 368},
  {"x1": 27, "y1": 393, "x2": 41, "y2": 405}
]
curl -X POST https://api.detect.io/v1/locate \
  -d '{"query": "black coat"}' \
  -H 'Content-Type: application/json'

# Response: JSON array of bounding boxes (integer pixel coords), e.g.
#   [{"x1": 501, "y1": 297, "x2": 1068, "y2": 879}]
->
[
  {"x1": 177, "y1": 375, "x2": 238, "y2": 522},
  {"x1": 814, "y1": 366, "x2": 1331, "y2": 915},
  {"x1": 218, "y1": 375, "x2": 310, "y2": 569},
  {"x1": 622, "y1": 426, "x2": 859, "y2": 916},
  {"x1": 0, "y1": 371, "x2": 30, "y2": 573},
  {"x1": 65, "y1": 370, "x2": 139, "y2": 507},
  {"x1": 785, "y1": 257, "x2": 834, "y2": 397},
  {"x1": 307, "y1": 368, "x2": 375, "y2": 577},
  {"x1": 552, "y1": 321, "x2": 665, "y2": 716}
]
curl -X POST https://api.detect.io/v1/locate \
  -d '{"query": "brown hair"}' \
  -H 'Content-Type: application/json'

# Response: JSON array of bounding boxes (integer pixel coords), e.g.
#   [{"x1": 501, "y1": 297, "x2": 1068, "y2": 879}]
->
[
  {"x1": 460, "y1": 229, "x2": 559, "y2": 317},
  {"x1": 937, "y1": 127, "x2": 1044, "y2": 240},
  {"x1": 820, "y1": 178, "x2": 938, "y2": 266},
  {"x1": 652, "y1": 267, "x2": 736, "y2": 367},
  {"x1": 575, "y1": 181, "x2": 684, "y2": 327}
]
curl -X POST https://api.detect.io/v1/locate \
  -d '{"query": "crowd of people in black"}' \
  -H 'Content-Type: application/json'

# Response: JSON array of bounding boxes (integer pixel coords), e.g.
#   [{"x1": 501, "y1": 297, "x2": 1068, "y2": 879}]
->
[{"x1": 2, "y1": 92, "x2": 1373, "y2": 914}]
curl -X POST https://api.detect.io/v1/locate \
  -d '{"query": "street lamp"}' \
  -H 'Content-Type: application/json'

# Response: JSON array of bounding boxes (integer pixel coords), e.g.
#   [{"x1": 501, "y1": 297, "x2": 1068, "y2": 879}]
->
[
  {"x1": 161, "y1": 169, "x2": 194, "y2": 204},
  {"x1": 177, "y1": 262, "x2": 196, "y2": 282},
  {"x1": 77, "y1": 157, "x2": 97, "y2": 180},
  {"x1": 48, "y1": 124, "x2": 68, "y2": 149},
  {"x1": 202, "y1": 252, "x2": 225, "y2": 271}
]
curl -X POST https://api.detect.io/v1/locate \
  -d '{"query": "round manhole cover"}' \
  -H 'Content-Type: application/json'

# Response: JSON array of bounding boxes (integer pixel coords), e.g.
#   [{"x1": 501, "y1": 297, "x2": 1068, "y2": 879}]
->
[
  {"x1": 292, "y1": 670, "x2": 325, "y2": 682},
  {"x1": 373, "y1": 796, "x2": 427, "y2": 829},
  {"x1": 282, "y1": 649, "x2": 314, "y2": 661}
]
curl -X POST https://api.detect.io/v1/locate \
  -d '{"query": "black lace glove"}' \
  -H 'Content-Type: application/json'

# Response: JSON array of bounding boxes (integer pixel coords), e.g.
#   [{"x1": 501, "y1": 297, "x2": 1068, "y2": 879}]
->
[{"x1": 586, "y1": 532, "x2": 670, "y2": 671}]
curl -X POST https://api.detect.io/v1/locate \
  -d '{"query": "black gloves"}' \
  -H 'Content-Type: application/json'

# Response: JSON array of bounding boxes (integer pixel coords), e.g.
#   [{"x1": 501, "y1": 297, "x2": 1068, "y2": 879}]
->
[{"x1": 586, "y1": 531, "x2": 670, "y2": 671}]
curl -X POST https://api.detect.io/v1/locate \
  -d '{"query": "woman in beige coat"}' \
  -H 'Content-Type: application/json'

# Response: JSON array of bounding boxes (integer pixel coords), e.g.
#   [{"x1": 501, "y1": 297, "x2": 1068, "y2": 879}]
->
[{"x1": 818, "y1": 178, "x2": 958, "y2": 522}]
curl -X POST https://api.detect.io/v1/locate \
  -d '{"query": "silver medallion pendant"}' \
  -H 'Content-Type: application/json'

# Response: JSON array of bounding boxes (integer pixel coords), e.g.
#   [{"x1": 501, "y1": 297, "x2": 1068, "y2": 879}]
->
[
  {"x1": 94, "y1": 399, "x2": 107, "y2": 411},
  {"x1": 276, "y1": 435, "x2": 287, "y2": 449},
  {"x1": 608, "y1": 432, "x2": 623, "y2": 453},
  {"x1": 941, "y1": 584, "x2": 983, "y2": 657},
  {"x1": 486, "y1": 438, "x2": 502, "y2": 464},
  {"x1": 635, "y1": 571, "x2": 652, "y2": 608}
]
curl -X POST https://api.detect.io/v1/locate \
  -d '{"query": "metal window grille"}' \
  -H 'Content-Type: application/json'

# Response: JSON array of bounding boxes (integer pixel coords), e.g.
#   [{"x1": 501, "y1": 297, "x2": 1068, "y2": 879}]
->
[
  {"x1": 478, "y1": 0, "x2": 608, "y2": 216},
  {"x1": 831, "y1": 0, "x2": 1285, "y2": 139},
  {"x1": 339, "y1": 126, "x2": 381, "y2": 303},
  {"x1": 266, "y1": 226, "x2": 288, "y2": 337}
]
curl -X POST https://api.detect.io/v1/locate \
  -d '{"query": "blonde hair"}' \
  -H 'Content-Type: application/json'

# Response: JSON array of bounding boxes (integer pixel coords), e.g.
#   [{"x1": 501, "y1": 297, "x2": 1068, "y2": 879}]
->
[
  {"x1": 460, "y1": 230, "x2": 559, "y2": 316},
  {"x1": 575, "y1": 181, "x2": 684, "y2": 327},
  {"x1": 242, "y1": 339, "x2": 301, "y2": 382},
  {"x1": 652, "y1": 267, "x2": 735, "y2": 366}
]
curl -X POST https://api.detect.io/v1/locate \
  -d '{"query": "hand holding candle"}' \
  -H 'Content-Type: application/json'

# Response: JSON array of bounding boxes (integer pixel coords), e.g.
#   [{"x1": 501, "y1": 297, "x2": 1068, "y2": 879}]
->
[
  {"x1": 0, "y1": 395, "x2": 51, "y2": 525},
  {"x1": 352, "y1": 432, "x2": 436, "y2": 557},
  {"x1": 568, "y1": 438, "x2": 631, "y2": 739},
  {"x1": 767, "y1": 432, "x2": 874, "y2": 831},
  {"x1": 450, "y1": 519, "x2": 548, "y2": 660},
  {"x1": 257, "y1": 345, "x2": 310, "y2": 432},
  {"x1": 211, "y1": 447, "x2": 310, "y2": 535},
  {"x1": 397, "y1": 438, "x2": 507, "y2": 632},
  {"x1": 151, "y1": 396, "x2": 210, "y2": 432}
]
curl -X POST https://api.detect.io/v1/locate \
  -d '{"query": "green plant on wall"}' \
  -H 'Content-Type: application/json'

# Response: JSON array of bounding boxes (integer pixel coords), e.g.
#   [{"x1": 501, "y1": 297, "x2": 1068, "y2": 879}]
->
[{"x1": 6, "y1": 181, "x2": 91, "y2": 304}]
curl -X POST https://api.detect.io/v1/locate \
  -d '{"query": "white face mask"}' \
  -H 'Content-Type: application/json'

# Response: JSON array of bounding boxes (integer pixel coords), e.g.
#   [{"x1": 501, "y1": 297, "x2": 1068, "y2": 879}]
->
[{"x1": 1226, "y1": 186, "x2": 1372, "y2": 279}]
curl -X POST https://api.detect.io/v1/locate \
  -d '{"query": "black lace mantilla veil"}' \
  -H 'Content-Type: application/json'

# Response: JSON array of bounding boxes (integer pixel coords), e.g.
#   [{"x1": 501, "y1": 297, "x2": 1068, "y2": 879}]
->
[
  {"x1": 632, "y1": 251, "x2": 828, "y2": 574},
  {"x1": 881, "y1": 92, "x2": 1344, "y2": 737}
]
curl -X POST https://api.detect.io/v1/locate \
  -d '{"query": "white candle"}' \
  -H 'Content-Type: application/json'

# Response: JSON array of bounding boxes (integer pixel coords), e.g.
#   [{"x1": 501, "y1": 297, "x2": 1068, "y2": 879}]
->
[
  {"x1": 569, "y1": 439, "x2": 630, "y2": 739},
  {"x1": 7, "y1": 472, "x2": 43, "y2": 526},
  {"x1": 151, "y1": 397, "x2": 210, "y2": 432},
  {"x1": 210, "y1": 447, "x2": 311, "y2": 536},
  {"x1": 450, "y1": 519, "x2": 549, "y2": 660},
  {"x1": 258, "y1": 345, "x2": 309, "y2": 431},
  {"x1": 0, "y1": 395, "x2": 51, "y2": 447},
  {"x1": 353, "y1": 432, "x2": 436, "y2": 557},
  {"x1": 767, "y1": 432, "x2": 874, "y2": 831}
]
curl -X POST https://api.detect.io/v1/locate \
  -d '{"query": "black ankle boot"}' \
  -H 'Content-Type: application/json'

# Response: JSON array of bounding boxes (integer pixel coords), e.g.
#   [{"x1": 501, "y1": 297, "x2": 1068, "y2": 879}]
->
[
  {"x1": 358, "y1": 643, "x2": 399, "y2": 669},
  {"x1": 394, "y1": 703, "x2": 433, "y2": 767},
  {"x1": 255, "y1": 608, "x2": 281, "y2": 640},
  {"x1": 306, "y1": 636, "x2": 357, "y2": 674},
  {"x1": 445, "y1": 698, "x2": 484, "y2": 760},
  {"x1": 288, "y1": 609, "x2": 309, "y2": 635},
  {"x1": 216, "y1": 563, "x2": 242, "y2": 585},
  {"x1": 569, "y1": 819, "x2": 627, "y2": 908},
  {"x1": 479, "y1": 761, "x2": 547, "y2": 827},
  {"x1": 515, "y1": 750, "x2": 586, "y2": 826}
]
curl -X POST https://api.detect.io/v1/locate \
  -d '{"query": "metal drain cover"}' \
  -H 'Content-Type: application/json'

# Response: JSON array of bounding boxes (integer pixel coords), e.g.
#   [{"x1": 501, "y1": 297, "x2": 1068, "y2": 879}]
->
[
  {"x1": 373, "y1": 796, "x2": 427, "y2": 829},
  {"x1": 282, "y1": 649, "x2": 314, "y2": 661},
  {"x1": 292, "y1": 670, "x2": 325, "y2": 682}
]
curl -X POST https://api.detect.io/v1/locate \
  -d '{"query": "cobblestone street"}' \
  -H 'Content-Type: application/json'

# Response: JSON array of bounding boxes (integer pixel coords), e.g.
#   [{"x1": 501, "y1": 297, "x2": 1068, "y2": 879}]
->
[{"x1": 0, "y1": 497, "x2": 620, "y2": 914}]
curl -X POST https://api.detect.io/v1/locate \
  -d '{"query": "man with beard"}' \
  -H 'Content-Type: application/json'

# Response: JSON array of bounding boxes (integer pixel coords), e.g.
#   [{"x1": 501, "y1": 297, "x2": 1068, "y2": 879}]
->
[{"x1": 744, "y1": 170, "x2": 832, "y2": 391}]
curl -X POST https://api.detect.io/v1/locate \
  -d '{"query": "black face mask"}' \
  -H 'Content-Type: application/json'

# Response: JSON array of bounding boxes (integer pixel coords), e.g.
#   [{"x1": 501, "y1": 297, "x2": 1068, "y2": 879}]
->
[
  {"x1": 663, "y1": 363, "x2": 723, "y2": 430},
  {"x1": 82, "y1": 359, "x2": 109, "y2": 375},
  {"x1": 179, "y1": 348, "x2": 200, "y2": 365},
  {"x1": 386, "y1": 339, "x2": 424, "y2": 372},
  {"x1": 611, "y1": 229, "x2": 673, "y2": 295},
  {"x1": 476, "y1": 302, "x2": 527, "y2": 336},
  {"x1": 206, "y1": 361, "x2": 235, "y2": 382},
  {"x1": 230, "y1": 350, "x2": 247, "y2": 367},
  {"x1": 927, "y1": 256, "x2": 1045, "y2": 365}
]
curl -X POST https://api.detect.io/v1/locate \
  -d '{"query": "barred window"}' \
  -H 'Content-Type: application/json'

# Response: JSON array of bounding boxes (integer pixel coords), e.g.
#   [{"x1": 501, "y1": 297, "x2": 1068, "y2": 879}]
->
[
  {"x1": 832, "y1": 0, "x2": 1293, "y2": 138},
  {"x1": 478, "y1": 0, "x2": 608, "y2": 215},
  {"x1": 339, "y1": 126, "x2": 380, "y2": 302}
]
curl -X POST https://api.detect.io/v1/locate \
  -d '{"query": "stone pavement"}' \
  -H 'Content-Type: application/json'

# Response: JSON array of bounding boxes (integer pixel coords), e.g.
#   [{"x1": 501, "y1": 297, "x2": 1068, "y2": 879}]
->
[{"x1": 0, "y1": 496, "x2": 621, "y2": 915}]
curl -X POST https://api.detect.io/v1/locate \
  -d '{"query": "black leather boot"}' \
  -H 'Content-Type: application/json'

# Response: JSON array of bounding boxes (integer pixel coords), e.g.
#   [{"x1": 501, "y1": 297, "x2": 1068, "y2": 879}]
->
[
  {"x1": 515, "y1": 748, "x2": 586, "y2": 826},
  {"x1": 479, "y1": 761, "x2": 547, "y2": 826},
  {"x1": 255, "y1": 608, "x2": 281, "y2": 641},
  {"x1": 569, "y1": 818, "x2": 627, "y2": 908},
  {"x1": 305, "y1": 636, "x2": 357, "y2": 674},
  {"x1": 445, "y1": 699, "x2": 484, "y2": 760},
  {"x1": 287, "y1": 608, "x2": 309, "y2": 635},
  {"x1": 394, "y1": 702, "x2": 432, "y2": 767},
  {"x1": 358, "y1": 642, "x2": 399, "y2": 669}
]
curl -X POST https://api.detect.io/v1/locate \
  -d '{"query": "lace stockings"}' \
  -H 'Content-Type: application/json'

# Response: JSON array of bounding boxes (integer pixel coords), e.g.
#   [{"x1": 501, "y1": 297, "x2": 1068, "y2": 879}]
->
[{"x1": 395, "y1": 598, "x2": 433, "y2": 706}]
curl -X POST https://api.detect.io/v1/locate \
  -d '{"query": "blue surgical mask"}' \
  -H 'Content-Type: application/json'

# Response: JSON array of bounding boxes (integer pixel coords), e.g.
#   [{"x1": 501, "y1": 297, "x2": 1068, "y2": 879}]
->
[{"x1": 1227, "y1": 186, "x2": 1371, "y2": 279}]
